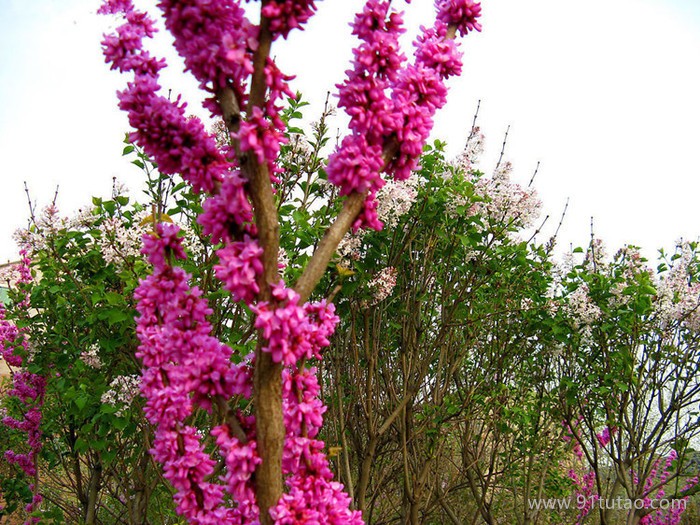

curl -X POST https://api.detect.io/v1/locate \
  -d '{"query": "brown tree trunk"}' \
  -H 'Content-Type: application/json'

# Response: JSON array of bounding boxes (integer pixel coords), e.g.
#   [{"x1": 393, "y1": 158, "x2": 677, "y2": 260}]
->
[
  {"x1": 254, "y1": 350, "x2": 284, "y2": 525},
  {"x1": 356, "y1": 436, "x2": 377, "y2": 514},
  {"x1": 84, "y1": 461, "x2": 102, "y2": 525}
]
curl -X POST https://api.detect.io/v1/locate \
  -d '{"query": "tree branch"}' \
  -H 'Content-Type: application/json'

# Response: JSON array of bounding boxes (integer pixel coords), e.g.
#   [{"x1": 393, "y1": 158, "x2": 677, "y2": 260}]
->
[{"x1": 293, "y1": 22, "x2": 461, "y2": 303}]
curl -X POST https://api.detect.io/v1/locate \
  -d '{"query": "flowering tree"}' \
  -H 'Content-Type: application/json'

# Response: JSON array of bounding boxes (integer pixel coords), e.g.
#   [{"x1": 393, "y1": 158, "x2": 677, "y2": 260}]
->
[
  {"x1": 99, "y1": 1, "x2": 483, "y2": 523},
  {"x1": 0, "y1": 178, "x2": 206, "y2": 523},
  {"x1": 0, "y1": 252, "x2": 44, "y2": 524},
  {"x1": 319, "y1": 131, "x2": 577, "y2": 523},
  {"x1": 556, "y1": 241, "x2": 700, "y2": 525}
]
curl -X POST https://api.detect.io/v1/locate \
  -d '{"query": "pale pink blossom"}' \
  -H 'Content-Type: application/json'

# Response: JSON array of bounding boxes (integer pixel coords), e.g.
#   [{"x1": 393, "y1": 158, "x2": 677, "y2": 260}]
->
[{"x1": 367, "y1": 267, "x2": 398, "y2": 304}]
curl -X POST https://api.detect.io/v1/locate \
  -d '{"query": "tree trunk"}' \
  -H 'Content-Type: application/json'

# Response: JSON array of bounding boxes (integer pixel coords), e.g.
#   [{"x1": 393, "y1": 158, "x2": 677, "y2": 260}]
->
[
  {"x1": 356, "y1": 436, "x2": 377, "y2": 514},
  {"x1": 84, "y1": 461, "x2": 102, "y2": 525}
]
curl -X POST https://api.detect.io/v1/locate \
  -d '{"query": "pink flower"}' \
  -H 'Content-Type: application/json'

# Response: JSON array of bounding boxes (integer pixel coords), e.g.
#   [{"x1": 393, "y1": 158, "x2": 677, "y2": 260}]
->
[
  {"x1": 435, "y1": 0, "x2": 483, "y2": 36},
  {"x1": 596, "y1": 427, "x2": 611, "y2": 448},
  {"x1": 142, "y1": 223, "x2": 187, "y2": 270},
  {"x1": 198, "y1": 170, "x2": 253, "y2": 244},
  {"x1": 263, "y1": 0, "x2": 318, "y2": 40},
  {"x1": 214, "y1": 237, "x2": 263, "y2": 304},
  {"x1": 327, "y1": 136, "x2": 385, "y2": 196},
  {"x1": 414, "y1": 25, "x2": 463, "y2": 78},
  {"x1": 237, "y1": 106, "x2": 286, "y2": 178}
]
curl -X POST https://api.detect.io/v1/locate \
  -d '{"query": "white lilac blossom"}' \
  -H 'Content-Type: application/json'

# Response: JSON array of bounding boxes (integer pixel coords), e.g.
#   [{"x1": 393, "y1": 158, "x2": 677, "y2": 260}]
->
[
  {"x1": 375, "y1": 175, "x2": 419, "y2": 229},
  {"x1": 0, "y1": 263, "x2": 19, "y2": 287},
  {"x1": 471, "y1": 161, "x2": 542, "y2": 229},
  {"x1": 336, "y1": 175, "x2": 418, "y2": 264},
  {"x1": 80, "y1": 344, "x2": 103, "y2": 369},
  {"x1": 455, "y1": 126, "x2": 485, "y2": 172},
  {"x1": 447, "y1": 146, "x2": 542, "y2": 233},
  {"x1": 656, "y1": 241, "x2": 700, "y2": 331},
  {"x1": 98, "y1": 209, "x2": 151, "y2": 267},
  {"x1": 565, "y1": 284, "x2": 602, "y2": 328},
  {"x1": 68, "y1": 206, "x2": 98, "y2": 229},
  {"x1": 584, "y1": 238, "x2": 608, "y2": 270},
  {"x1": 337, "y1": 233, "x2": 364, "y2": 263},
  {"x1": 609, "y1": 246, "x2": 649, "y2": 308},
  {"x1": 278, "y1": 247, "x2": 290, "y2": 271},
  {"x1": 101, "y1": 375, "x2": 141, "y2": 416},
  {"x1": 13, "y1": 204, "x2": 69, "y2": 254},
  {"x1": 367, "y1": 267, "x2": 398, "y2": 304}
]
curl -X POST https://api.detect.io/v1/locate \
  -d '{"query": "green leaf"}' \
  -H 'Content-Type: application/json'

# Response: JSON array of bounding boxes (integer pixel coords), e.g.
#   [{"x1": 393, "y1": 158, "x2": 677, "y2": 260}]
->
[
  {"x1": 74, "y1": 437, "x2": 89, "y2": 453},
  {"x1": 75, "y1": 396, "x2": 88, "y2": 411}
]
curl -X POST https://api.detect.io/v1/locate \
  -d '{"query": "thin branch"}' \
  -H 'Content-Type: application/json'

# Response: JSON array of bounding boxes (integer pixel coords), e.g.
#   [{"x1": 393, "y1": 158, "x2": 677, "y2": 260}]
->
[
  {"x1": 494, "y1": 125, "x2": 510, "y2": 171},
  {"x1": 589, "y1": 216, "x2": 597, "y2": 270},
  {"x1": 552, "y1": 198, "x2": 569, "y2": 241},
  {"x1": 294, "y1": 192, "x2": 367, "y2": 303},
  {"x1": 216, "y1": 86, "x2": 241, "y2": 135},
  {"x1": 23, "y1": 181, "x2": 37, "y2": 224},
  {"x1": 215, "y1": 396, "x2": 248, "y2": 443},
  {"x1": 465, "y1": 99, "x2": 481, "y2": 145},
  {"x1": 527, "y1": 161, "x2": 540, "y2": 187},
  {"x1": 526, "y1": 214, "x2": 549, "y2": 245}
]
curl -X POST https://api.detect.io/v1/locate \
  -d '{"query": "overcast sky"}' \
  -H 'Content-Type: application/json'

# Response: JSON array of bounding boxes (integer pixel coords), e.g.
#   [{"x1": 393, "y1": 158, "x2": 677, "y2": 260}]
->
[{"x1": 1, "y1": 0, "x2": 699, "y2": 263}]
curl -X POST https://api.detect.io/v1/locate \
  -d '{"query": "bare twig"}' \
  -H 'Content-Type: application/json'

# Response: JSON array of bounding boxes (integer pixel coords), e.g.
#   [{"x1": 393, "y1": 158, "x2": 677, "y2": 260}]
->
[
  {"x1": 552, "y1": 198, "x2": 569, "y2": 242},
  {"x1": 465, "y1": 99, "x2": 481, "y2": 145},
  {"x1": 526, "y1": 214, "x2": 549, "y2": 245},
  {"x1": 527, "y1": 161, "x2": 540, "y2": 187},
  {"x1": 23, "y1": 181, "x2": 37, "y2": 224},
  {"x1": 495, "y1": 125, "x2": 510, "y2": 171}
]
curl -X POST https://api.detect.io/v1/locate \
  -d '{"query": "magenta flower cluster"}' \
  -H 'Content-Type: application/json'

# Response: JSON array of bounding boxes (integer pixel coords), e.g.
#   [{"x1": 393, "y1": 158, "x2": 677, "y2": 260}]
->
[
  {"x1": 136, "y1": 223, "x2": 260, "y2": 522},
  {"x1": 638, "y1": 450, "x2": 698, "y2": 525},
  {"x1": 148, "y1": 1, "x2": 297, "y2": 180},
  {"x1": 100, "y1": 0, "x2": 482, "y2": 523},
  {"x1": 135, "y1": 221, "x2": 361, "y2": 523},
  {"x1": 564, "y1": 423, "x2": 696, "y2": 525},
  {"x1": 99, "y1": 0, "x2": 229, "y2": 194},
  {"x1": 262, "y1": 1, "x2": 317, "y2": 40},
  {"x1": 0, "y1": 251, "x2": 45, "y2": 524},
  {"x1": 435, "y1": 0, "x2": 483, "y2": 36},
  {"x1": 328, "y1": 0, "x2": 481, "y2": 231}
]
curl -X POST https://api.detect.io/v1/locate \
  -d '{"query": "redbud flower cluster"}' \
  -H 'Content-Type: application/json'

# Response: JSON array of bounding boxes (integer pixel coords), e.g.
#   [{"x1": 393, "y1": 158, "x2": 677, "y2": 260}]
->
[
  {"x1": 562, "y1": 422, "x2": 604, "y2": 523},
  {"x1": 636, "y1": 449, "x2": 697, "y2": 525},
  {"x1": 329, "y1": 0, "x2": 481, "y2": 231},
  {"x1": 135, "y1": 223, "x2": 260, "y2": 522},
  {"x1": 564, "y1": 422, "x2": 696, "y2": 525}
]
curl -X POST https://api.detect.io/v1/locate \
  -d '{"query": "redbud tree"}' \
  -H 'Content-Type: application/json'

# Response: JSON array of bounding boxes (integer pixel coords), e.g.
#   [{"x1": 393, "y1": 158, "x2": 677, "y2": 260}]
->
[{"x1": 98, "y1": 0, "x2": 483, "y2": 523}]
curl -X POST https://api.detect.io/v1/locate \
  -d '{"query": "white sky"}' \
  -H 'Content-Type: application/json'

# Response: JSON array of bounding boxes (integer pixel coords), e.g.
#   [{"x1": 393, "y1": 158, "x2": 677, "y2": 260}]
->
[{"x1": 1, "y1": 0, "x2": 699, "y2": 263}]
